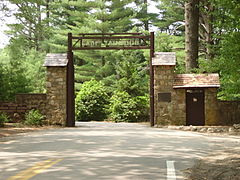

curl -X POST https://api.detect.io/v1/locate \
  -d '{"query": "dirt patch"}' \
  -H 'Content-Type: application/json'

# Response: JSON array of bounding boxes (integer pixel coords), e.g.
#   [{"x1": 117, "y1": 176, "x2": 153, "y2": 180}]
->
[
  {"x1": 0, "y1": 123, "x2": 61, "y2": 138},
  {"x1": 183, "y1": 148, "x2": 240, "y2": 180}
]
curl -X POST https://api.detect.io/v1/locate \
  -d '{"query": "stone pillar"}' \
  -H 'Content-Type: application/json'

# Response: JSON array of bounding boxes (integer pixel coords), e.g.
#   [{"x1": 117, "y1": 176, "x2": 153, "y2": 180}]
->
[
  {"x1": 153, "y1": 52, "x2": 176, "y2": 125},
  {"x1": 205, "y1": 88, "x2": 220, "y2": 125},
  {"x1": 43, "y1": 54, "x2": 68, "y2": 126}
]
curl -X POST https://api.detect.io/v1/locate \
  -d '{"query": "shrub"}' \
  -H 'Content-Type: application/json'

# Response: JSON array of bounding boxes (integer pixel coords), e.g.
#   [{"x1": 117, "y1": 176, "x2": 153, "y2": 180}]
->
[
  {"x1": 134, "y1": 95, "x2": 150, "y2": 122},
  {"x1": 75, "y1": 80, "x2": 110, "y2": 121},
  {"x1": 0, "y1": 112, "x2": 9, "y2": 127},
  {"x1": 24, "y1": 109, "x2": 44, "y2": 126},
  {"x1": 109, "y1": 91, "x2": 150, "y2": 122},
  {"x1": 109, "y1": 91, "x2": 137, "y2": 122}
]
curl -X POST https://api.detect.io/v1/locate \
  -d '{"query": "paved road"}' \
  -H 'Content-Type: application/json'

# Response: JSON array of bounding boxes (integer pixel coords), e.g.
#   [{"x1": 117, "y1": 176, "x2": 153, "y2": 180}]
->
[{"x1": 0, "y1": 122, "x2": 239, "y2": 180}]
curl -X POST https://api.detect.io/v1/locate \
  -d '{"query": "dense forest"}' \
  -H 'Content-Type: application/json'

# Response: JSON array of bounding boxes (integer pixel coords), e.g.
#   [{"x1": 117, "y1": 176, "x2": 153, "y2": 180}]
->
[{"x1": 0, "y1": 0, "x2": 239, "y2": 121}]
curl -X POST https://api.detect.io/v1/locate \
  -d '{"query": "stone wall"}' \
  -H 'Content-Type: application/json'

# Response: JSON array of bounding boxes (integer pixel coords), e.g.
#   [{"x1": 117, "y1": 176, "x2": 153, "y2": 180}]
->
[
  {"x1": 172, "y1": 89, "x2": 186, "y2": 125},
  {"x1": 16, "y1": 94, "x2": 47, "y2": 115},
  {"x1": 46, "y1": 66, "x2": 67, "y2": 126},
  {"x1": 205, "y1": 88, "x2": 220, "y2": 125},
  {"x1": 203, "y1": 88, "x2": 240, "y2": 125},
  {"x1": 0, "y1": 93, "x2": 47, "y2": 122},
  {"x1": 218, "y1": 101, "x2": 240, "y2": 125}
]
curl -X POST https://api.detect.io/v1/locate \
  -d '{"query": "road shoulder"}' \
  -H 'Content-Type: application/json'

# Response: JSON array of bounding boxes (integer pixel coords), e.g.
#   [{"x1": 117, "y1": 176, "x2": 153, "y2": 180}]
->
[
  {"x1": 0, "y1": 123, "x2": 60, "y2": 138},
  {"x1": 156, "y1": 125, "x2": 240, "y2": 180},
  {"x1": 183, "y1": 147, "x2": 240, "y2": 180}
]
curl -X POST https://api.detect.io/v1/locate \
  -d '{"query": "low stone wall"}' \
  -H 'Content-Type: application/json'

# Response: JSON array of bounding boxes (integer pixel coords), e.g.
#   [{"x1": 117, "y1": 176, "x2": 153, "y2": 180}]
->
[
  {"x1": 0, "y1": 94, "x2": 47, "y2": 122},
  {"x1": 218, "y1": 101, "x2": 240, "y2": 125}
]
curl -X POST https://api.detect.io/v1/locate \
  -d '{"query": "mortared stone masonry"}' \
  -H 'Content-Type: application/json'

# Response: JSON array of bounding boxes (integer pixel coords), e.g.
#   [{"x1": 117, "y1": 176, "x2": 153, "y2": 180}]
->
[
  {"x1": 153, "y1": 52, "x2": 240, "y2": 126},
  {"x1": 1, "y1": 52, "x2": 239, "y2": 126},
  {"x1": 43, "y1": 53, "x2": 68, "y2": 126}
]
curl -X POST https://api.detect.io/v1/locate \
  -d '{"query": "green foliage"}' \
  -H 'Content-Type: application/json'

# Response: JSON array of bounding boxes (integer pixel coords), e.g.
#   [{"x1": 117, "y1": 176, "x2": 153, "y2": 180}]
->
[
  {"x1": 134, "y1": 0, "x2": 159, "y2": 31},
  {"x1": 22, "y1": 49, "x2": 46, "y2": 93},
  {"x1": 49, "y1": 0, "x2": 137, "y2": 87},
  {"x1": 0, "y1": 112, "x2": 9, "y2": 127},
  {"x1": 155, "y1": 33, "x2": 185, "y2": 73},
  {"x1": 109, "y1": 91, "x2": 139, "y2": 122},
  {"x1": 24, "y1": 109, "x2": 45, "y2": 126},
  {"x1": 75, "y1": 80, "x2": 110, "y2": 121},
  {"x1": 218, "y1": 32, "x2": 240, "y2": 99},
  {"x1": 6, "y1": 0, "x2": 50, "y2": 51},
  {"x1": 199, "y1": 32, "x2": 240, "y2": 100},
  {"x1": 114, "y1": 50, "x2": 148, "y2": 97},
  {"x1": 134, "y1": 95, "x2": 149, "y2": 122},
  {"x1": 109, "y1": 91, "x2": 149, "y2": 122},
  {"x1": 156, "y1": 0, "x2": 185, "y2": 34},
  {"x1": 198, "y1": 0, "x2": 240, "y2": 100},
  {"x1": 0, "y1": 47, "x2": 31, "y2": 101},
  {"x1": 0, "y1": 47, "x2": 46, "y2": 101},
  {"x1": 0, "y1": 62, "x2": 8, "y2": 101},
  {"x1": 155, "y1": 33, "x2": 173, "y2": 52}
]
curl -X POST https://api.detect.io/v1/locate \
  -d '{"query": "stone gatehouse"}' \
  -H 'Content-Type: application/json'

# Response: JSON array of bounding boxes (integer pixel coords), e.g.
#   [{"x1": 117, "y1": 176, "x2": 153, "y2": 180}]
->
[{"x1": 153, "y1": 52, "x2": 240, "y2": 126}]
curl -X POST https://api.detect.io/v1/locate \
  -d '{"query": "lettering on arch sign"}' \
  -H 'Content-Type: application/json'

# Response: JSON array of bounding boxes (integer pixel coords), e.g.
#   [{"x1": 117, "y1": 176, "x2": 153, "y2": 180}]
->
[{"x1": 70, "y1": 33, "x2": 152, "y2": 50}]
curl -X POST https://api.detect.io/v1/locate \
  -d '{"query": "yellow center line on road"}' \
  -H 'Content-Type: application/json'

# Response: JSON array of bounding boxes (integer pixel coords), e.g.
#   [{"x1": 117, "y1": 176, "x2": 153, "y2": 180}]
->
[{"x1": 6, "y1": 158, "x2": 63, "y2": 180}]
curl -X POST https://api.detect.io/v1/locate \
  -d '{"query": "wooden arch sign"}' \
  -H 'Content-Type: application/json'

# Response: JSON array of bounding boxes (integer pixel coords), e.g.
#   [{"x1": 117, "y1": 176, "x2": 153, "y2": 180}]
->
[{"x1": 66, "y1": 32, "x2": 155, "y2": 127}]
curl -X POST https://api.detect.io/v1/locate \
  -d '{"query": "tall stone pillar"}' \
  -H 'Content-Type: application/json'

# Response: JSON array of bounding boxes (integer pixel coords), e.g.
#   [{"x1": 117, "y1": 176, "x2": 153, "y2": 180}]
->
[
  {"x1": 153, "y1": 52, "x2": 176, "y2": 125},
  {"x1": 43, "y1": 54, "x2": 68, "y2": 126}
]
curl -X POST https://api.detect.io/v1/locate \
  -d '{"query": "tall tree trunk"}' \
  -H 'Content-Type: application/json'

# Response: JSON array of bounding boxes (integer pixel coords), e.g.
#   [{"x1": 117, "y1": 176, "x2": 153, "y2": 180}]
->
[
  {"x1": 35, "y1": 3, "x2": 42, "y2": 51},
  {"x1": 46, "y1": 0, "x2": 50, "y2": 53},
  {"x1": 143, "y1": 0, "x2": 149, "y2": 31},
  {"x1": 46, "y1": 0, "x2": 50, "y2": 27},
  {"x1": 199, "y1": 2, "x2": 214, "y2": 60},
  {"x1": 185, "y1": 0, "x2": 199, "y2": 71}
]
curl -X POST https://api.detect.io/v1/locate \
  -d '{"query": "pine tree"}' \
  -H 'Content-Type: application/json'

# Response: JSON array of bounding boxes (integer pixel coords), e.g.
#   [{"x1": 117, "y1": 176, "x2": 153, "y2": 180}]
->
[
  {"x1": 155, "y1": 0, "x2": 185, "y2": 34},
  {"x1": 114, "y1": 50, "x2": 148, "y2": 96},
  {"x1": 49, "y1": 0, "x2": 137, "y2": 91},
  {"x1": 5, "y1": 0, "x2": 50, "y2": 51},
  {"x1": 185, "y1": 0, "x2": 200, "y2": 71},
  {"x1": 134, "y1": 0, "x2": 159, "y2": 31},
  {"x1": 108, "y1": 0, "x2": 134, "y2": 32}
]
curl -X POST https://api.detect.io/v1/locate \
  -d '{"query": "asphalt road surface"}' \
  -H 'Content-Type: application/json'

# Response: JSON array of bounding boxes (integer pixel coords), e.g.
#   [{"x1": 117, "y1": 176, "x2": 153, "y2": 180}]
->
[{"x1": 0, "y1": 122, "x2": 239, "y2": 180}]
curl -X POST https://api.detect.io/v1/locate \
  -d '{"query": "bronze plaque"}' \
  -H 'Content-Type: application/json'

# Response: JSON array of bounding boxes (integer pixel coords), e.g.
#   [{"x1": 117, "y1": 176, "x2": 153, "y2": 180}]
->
[{"x1": 158, "y1": 93, "x2": 171, "y2": 102}]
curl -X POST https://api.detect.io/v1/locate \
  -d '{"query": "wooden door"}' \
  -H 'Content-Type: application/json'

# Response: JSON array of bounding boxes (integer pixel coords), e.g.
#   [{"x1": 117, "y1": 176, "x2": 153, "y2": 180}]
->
[{"x1": 186, "y1": 89, "x2": 205, "y2": 126}]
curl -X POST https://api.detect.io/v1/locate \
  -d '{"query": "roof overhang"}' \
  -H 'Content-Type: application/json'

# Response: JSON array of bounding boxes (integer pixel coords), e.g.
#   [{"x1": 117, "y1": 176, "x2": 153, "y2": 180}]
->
[
  {"x1": 173, "y1": 73, "x2": 220, "y2": 89},
  {"x1": 152, "y1": 52, "x2": 176, "y2": 66},
  {"x1": 43, "y1": 53, "x2": 68, "y2": 67}
]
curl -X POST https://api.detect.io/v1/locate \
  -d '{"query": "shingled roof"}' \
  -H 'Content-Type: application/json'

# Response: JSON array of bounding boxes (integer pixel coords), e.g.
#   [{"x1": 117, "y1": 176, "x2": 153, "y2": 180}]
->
[
  {"x1": 152, "y1": 52, "x2": 176, "y2": 65},
  {"x1": 43, "y1": 53, "x2": 68, "y2": 67},
  {"x1": 173, "y1": 73, "x2": 220, "y2": 88}
]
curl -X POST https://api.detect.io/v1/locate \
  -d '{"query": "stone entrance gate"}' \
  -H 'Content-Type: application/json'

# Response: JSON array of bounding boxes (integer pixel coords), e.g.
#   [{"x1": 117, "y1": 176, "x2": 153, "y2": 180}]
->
[
  {"x1": 43, "y1": 32, "x2": 155, "y2": 127},
  {"x1": 42, "y1": 51, "x2": 240, "y2": 127},
  {"x1": 1, "y1": 51, "x2": 239, "y2": 126}
]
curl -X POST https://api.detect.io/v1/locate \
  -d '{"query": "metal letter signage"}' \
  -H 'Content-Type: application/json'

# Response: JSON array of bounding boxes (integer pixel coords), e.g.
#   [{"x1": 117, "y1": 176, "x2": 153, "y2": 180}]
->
[{"x1": 70, "y1": 33, "x2": 151, "y2": 50}]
